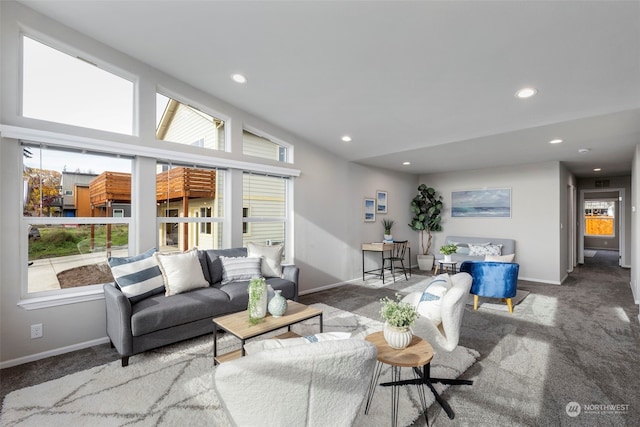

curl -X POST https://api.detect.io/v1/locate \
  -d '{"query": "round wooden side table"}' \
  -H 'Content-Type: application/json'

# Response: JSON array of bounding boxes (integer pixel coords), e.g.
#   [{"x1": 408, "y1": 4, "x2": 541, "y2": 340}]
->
[{"x1": 364, "y1": 331, "x2": 436, "y2": 427}]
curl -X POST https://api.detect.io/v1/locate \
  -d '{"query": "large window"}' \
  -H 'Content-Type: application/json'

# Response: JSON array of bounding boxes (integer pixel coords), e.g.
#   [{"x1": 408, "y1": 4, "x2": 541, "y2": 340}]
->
[
  {"x1": 156, "y1": 163, "x2": 225, "y2": 252},
  {"x1": 156, "y1": 93, "x2": 226, "y2": 151},
  {"x1": 584, "y1": 200, "x2": 615, "y2": 237},
  {"x1": 243, "y1": 129, "x2": 288, "y2": 162},
  {"x1": 242, "y1": 173, "x2": 288, "y2": 250},
  {"x1": 22, "y1": 35, "x2": 134, "y2": 135},
  {"x1": 23, "y1": 144, "x2": 132, "y2": 295}
]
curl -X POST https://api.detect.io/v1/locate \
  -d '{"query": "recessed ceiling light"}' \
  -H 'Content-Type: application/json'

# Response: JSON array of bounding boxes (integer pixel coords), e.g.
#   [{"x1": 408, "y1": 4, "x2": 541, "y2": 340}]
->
[
  {"x1": 578, "y1": 148, "x2": 591, "y2": 154},
  {"x1": 549, "y1": 139, "x2": 563, "y2": 144},
  {"x1": 593, "y1": 168, "x2": 602, "y2": 172},
  {"x1": 231, "y1": 73, "x2": 247, "y2": 84},
  {"x1": 402, "y1": 161, "x2": 411, "y2": 165},
  {"x1": 341, "y1": 135, "x2": 352, "y2": 142},
  {"x1": 515, "y1": 87, "x2": 537, "y2": 99}
]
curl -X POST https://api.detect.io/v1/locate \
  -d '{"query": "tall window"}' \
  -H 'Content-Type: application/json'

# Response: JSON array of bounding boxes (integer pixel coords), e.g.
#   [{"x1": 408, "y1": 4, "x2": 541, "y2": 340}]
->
[
  {"x1": 156, "y1": 93, "x2": 226, "y2": 151},
  {"x1": 156, "y1": 163, "x2": 224, "y2": 251},
  {"x1": 584, "y1": 200, "x2": 615, "y2": 237},
  {"x1": 243, "y1": 130, "x2": 288, "y2": 162},
  {"x1": 242, "y1": 173, "x2": 287, "y2": 249},
  {"x1": 23, "y1": 144, "x2": 132, "y2": 295},
  {"x1": 22, "y1": 35, "x2": 134, "y2": 135}
]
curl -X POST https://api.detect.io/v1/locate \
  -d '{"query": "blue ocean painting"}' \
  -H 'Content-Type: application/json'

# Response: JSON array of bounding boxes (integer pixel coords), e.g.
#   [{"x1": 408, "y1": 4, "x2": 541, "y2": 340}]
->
[{"x1": 451, "y1": 188, "x2": 511, "y2": 218}]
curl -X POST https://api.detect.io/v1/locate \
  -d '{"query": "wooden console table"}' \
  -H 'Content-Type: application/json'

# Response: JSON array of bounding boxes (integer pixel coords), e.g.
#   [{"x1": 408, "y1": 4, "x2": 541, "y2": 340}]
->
[{"x1": 362, "y1": 242, "x2": 411, "y2": 283}]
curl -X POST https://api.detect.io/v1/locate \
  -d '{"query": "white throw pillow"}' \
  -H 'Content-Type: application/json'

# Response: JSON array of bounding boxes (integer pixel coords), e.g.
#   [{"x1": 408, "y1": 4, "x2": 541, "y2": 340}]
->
[
  {"x1": 244, "y1": 332, "x2": 352, "y2": 355},
  {"x1": 416, "y1": 274, "x2": 452, "y2": 326},
  {"x1": 154, "y1": 248, "x2": 209, "y2": 296},
  {"x1": 219, "y1": 256, "x2": 263, "y2": 285},
  {"x1": 469, "y1": 243, "x2": 503, "y2": 256},
  {"x1": 247, "y1": 242, "x2": 284, "y2": 278},
  {"x1": 485, "y1": 254, "x2": 515, "y2": 262}
]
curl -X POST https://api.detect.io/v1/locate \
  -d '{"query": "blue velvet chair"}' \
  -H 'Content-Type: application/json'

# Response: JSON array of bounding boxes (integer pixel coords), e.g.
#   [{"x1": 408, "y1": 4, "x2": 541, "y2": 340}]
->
[{"x1": 459, "y1": 261, "x2": 520, "y2": 313}]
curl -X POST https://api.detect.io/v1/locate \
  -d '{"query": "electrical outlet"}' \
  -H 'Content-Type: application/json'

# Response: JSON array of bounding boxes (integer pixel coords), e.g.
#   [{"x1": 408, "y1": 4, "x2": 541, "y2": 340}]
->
[{"x1": 31, "y1": 323, "x2": 43, "y2": 339}]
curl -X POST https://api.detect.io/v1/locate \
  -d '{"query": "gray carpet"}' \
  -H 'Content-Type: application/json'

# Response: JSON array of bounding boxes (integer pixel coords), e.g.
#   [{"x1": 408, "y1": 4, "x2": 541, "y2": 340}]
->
[{"x1": 2, "y1": 249, "x2": 639, "y2": 426}]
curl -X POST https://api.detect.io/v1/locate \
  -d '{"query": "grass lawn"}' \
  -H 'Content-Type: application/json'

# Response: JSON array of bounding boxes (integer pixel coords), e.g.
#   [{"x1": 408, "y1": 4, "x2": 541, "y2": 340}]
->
[{"x1": 29, "y1": 224, "x2": 128, "y2": 260}]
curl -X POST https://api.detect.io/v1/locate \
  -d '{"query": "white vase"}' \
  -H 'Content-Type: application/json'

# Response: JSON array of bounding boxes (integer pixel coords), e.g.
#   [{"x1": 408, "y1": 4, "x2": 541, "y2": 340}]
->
[
  {"x1": 417, "y1": 254, "x2": 434, "y2": 271},
  {"x1": 268, "y1": 290, "x2": 288, "y2": 317},
  {"x1": 383, "y1": 322, "x2": 413, "y2": 349},
  {"x1": 384, "y1": 234, "x2": 393, "y2": 242},
  {"x1": 248, "y1": 280, "x2": 267, "y2": 320},
  {"x1": 444, "y1": 254, "x2": 452, "y2": 263}
]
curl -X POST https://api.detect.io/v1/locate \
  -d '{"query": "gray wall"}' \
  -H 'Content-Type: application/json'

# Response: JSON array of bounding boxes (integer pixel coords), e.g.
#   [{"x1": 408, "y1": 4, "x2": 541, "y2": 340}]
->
[{"x1": 419, "y1": 161, "x2": 563, "y2": 284}]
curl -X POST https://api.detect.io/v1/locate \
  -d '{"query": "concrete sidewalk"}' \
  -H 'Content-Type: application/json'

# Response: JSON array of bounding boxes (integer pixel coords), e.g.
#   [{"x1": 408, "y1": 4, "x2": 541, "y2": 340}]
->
[{"x1": 28, "y1": 248, "x2": 128, "y2": 292}]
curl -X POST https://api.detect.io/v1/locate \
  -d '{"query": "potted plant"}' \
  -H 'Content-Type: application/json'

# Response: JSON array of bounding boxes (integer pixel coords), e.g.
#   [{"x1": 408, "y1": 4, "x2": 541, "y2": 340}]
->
[
  {"x1": 379, "y1": 294, "x2": 419, "y2": 349},
  {"x1": 440, "y1": 243, "x2": 458, "y2": 263},
  {"x1": 248, "y1": 277, "x2": 267, "y2": 325},
  {"x1": 381, "y1": 218, "x2": 394, "y2": 242},
  {"x1": 408, "y1": 184, "x2": 443, "y2": 271}
]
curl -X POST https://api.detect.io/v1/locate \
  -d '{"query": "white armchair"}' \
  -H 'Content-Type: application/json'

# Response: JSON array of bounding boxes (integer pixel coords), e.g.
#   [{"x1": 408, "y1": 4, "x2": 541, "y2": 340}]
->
[
  {"x1": 401, "y1": 272, "x2": 474, "y2": 419},
  {"x1": 214, "y1": 339, "x2": 378, "y2": 427},
  {"x1": 402, "y1": 272, "x2": 472, "y2": 353}
]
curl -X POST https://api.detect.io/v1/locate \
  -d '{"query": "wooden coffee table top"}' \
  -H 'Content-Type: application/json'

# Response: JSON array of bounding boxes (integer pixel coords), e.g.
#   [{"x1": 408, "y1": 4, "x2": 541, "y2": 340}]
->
[
  {"x1": 365, "y1": 331, "x2": 434, "y2": 368},
  {"x1": 212, "y1": 300, "x2": 322, "y2": 340}
]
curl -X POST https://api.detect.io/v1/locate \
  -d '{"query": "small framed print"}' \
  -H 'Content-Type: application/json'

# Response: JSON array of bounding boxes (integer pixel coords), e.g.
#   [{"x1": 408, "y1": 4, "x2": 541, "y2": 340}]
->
[
  {"x1": 376, "y1": 191, "x2": 388, "y2": 214},
  {"x1": 364, "y1": 198, "x2": 376, "y2": 222}
]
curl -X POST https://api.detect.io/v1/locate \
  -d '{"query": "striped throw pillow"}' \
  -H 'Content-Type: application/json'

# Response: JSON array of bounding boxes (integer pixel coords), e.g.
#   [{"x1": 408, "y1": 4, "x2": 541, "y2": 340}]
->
[
  {"x1": 219, "y1": 256, "x2": 262, "y2": 285},
  {"x1": 108, "y1": 248, "x2": 165, "y2": 302}
]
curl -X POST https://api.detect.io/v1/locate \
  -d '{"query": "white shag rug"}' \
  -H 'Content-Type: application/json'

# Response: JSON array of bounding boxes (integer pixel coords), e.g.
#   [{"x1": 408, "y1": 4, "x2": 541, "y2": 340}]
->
[
  {"x1": 1, "y1": 304, "x2": 479, "y2": 427},
  {"x1": 403, "y1": 278, "x2": 530, "y2": 312}
]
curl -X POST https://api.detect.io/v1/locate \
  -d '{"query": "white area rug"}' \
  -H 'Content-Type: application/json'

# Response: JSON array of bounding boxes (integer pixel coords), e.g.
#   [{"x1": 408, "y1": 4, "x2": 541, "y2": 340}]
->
[
  {"x1": 1, "y1": 304, "x2": 478, "y2": 427},
  {"x1": 584, "y1": 250, "x2": 597, "y2": 257},
  {"x1": 465, "y1": 289, "x2": 531, "y2": 311},
  {"x1": 403, "y1": 278, "x2": 530, "y2": 312}
]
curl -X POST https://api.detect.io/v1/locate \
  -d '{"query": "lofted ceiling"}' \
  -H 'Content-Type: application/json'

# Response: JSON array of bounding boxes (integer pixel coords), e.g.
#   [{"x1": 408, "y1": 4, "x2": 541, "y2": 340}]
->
[{"x1": 18, "y1": 0, "x2": 640, "y2": 177}]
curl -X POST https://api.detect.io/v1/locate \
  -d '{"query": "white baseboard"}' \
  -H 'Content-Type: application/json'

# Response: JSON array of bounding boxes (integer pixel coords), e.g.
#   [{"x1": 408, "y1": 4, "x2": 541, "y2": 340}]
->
[
  {"x1": 0, "y1": 336, "x2": 110, "y2": 369},
  {"x1": 298, "y1": 280, "x2": 352, "y2": 296},
  {"x1": 518, "y1": 275, "x2": 562, "y2": 285}
]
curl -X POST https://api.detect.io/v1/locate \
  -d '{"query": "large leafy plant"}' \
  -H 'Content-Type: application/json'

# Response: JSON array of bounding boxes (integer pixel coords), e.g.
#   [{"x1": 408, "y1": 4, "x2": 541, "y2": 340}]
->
[{"x1": 408, "y1": 184, "x2": 443, "y2": 255}]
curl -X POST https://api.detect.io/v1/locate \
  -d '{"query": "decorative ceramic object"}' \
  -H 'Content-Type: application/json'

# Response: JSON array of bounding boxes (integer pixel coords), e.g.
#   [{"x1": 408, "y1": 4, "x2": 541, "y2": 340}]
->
[
  {"x1": 444, "y1": 254, "x2": 452, "y2": 263},
  {"x1": 382, "y1": 219, "x2": 394, "y2": 243},
  {"x1": 379, "y1": 294, "x2": 418, "y2": 349},
  {"x1": 248, "y1": 277, "x2": 267, "y2": 324},
  {"x1": 268, "y1": 290, "x2": 288, "y2": 317},
  {"x1": 266, "y1": 284, "x2": 275, "y2": 305},
  {"x1": 383, "y1": 322, "x2": 413, "y2": 349}
]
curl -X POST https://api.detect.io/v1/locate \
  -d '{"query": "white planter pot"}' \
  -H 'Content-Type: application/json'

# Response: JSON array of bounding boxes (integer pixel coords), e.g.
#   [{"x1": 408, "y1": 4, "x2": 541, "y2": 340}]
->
[
  {"x1": 444, "y1": 254, "x2": 452, "y2": 263},
  {"x1": 383, "y1": 322, "x2": 413, "y2": 349},
  {"x1": 384, "y1": 234, "x2": 393, "y2": 242},
  {"x1": 417, "y1": 254, "x2": 434, "y2": 271}
]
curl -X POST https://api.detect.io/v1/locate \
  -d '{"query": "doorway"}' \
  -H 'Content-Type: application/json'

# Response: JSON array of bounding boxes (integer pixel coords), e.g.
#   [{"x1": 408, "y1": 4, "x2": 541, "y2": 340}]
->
[{"x1": 578, "y1": 188, "x2": 625, "y2": 267}]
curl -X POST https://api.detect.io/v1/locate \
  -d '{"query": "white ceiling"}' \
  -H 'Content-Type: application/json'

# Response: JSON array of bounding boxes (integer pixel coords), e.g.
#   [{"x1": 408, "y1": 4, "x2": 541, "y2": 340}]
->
[{"x1": 19, "y1": 0, "x2": 640, "y2": 177}]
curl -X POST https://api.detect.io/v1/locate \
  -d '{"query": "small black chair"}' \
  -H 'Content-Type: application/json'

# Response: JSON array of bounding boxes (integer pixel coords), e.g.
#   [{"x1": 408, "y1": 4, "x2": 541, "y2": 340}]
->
[{"x1": 383, "y1": 240, "x2": 409, "y2": 282}]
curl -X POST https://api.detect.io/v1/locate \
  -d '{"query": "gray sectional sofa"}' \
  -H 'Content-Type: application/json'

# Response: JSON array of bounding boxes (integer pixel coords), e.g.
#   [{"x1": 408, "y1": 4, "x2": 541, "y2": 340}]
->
[
  {"x1": 104, "y1": 247, "x2": 299, "y2": 367},
  {"x1": 434, "y1": 235, "x2": 516, "y2": 264}
]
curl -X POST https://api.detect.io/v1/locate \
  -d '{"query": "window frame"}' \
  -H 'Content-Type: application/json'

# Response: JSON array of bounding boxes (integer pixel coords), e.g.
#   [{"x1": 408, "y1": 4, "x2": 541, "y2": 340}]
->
[
  {"x1": 242, "y1": 126, "x2": 293, "y2": 163},
  {"x1": 584, "y1": 199, "x2": 616, "y2": 238},
  {"x1": 155, "y1": 88, "x2": 230, "y2": 153},
  {"x1": 20, "y1": 32, "x2": 137, "y2": 136}
]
